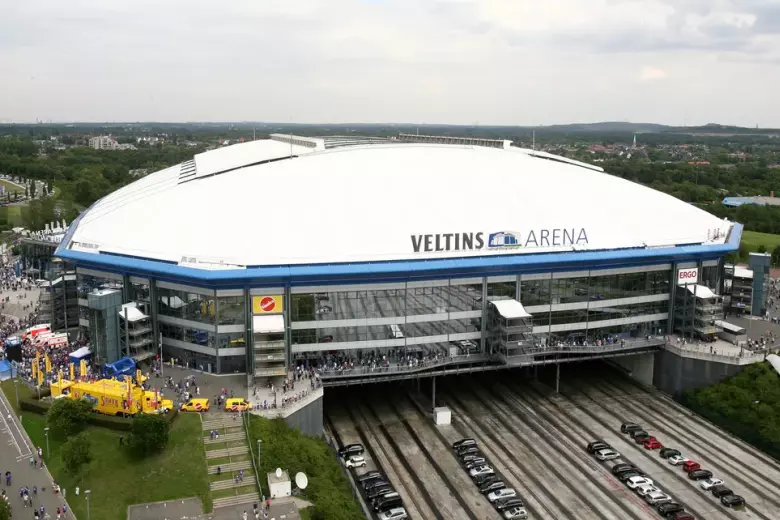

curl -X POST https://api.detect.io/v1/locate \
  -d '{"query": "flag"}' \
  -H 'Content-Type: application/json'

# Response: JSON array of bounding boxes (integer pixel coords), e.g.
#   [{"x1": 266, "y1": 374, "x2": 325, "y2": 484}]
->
[
  {"x1": 45, "y1": 354, "x2": 51, "y2": 374},
  {"x1": 37, "y1": 367, "x2": 44, "y2": 387},
  {"x1": 69, "y1": 363, "x2": 75, "y2": 381},
  {"x1": 31, "y1": 360, "x2": 37, "y2": 379},
  {"x1": 80, "y1": 359, "x2": 87, "y2": 378},
  {"x1": 136, "y1": 369, "x2": 142, "y2": 386},
  {"x1": 126, "y1": 376, "x2": 133, "y2": 411}
]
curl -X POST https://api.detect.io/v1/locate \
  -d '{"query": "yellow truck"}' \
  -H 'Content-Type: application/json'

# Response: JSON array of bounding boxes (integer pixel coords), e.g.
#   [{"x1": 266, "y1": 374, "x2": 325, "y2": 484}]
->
[{"x1": 51, "y1": 378, "x2": 172, "y2": 416}]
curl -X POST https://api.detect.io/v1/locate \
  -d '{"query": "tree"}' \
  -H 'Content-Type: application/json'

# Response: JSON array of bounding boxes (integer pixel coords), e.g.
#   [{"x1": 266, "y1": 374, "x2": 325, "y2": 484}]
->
[
  {"x1": 61, "y1": 433, "x2": 92, "y2": 475},
  {"x1": 758, "y1": 245, "x2": 768, "y2": 254},
  {"x1": 127, "y1": 414, "x2": 170, "y2": 457},
  {"x1": 29, "y1": 179, "x2": 36, "y2": 198},
  {"x1": 772, "y1": 245, "x2": 780, "y2": 266},
  {"x1": 47, "y1": 178, "x2": 53, "y2": 193},
  {"x1": 0, "y1": 496, "x2": 10, "y2": 520},
  {"x1": 46, "y1": 398, "x2": 92, "y2": 439},
  {"x1": 24, "y1": 185, "x2": 29, "y2": 198}
]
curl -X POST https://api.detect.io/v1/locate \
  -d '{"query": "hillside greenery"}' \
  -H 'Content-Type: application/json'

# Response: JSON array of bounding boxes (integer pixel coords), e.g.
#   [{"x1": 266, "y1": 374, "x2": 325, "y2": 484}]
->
[{"x1": 683, "y1": 362, "x2": 780, "y2": 460}]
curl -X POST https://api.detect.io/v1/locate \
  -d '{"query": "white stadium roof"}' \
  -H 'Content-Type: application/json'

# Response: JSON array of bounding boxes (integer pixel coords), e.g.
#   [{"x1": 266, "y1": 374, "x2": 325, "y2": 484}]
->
[{"x1": 64, "y1": 136, "x2": 733, "y2": 268}]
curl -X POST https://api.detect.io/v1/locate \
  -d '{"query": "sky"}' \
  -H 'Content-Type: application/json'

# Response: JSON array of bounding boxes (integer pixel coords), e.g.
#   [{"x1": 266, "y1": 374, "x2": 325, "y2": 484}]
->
[{"x1": 1, "y1": 0, "x2": 779, "y2": 127}]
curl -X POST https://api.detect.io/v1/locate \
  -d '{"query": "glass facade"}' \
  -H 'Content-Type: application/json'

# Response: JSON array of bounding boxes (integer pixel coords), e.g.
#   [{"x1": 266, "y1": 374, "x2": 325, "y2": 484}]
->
[
  {"x1": 217, "y1": 295, "x2": 245, "y2": 325},
  {"x1": 157, "y1": 286, "x2": 216, "y2": 325}
]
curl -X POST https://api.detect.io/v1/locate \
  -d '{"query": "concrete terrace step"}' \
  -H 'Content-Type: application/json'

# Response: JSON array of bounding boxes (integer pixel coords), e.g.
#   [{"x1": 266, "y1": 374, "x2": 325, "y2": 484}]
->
[
  {"x1": 208, "y1": 460, "x2": 252, "y2": 474},
  {"x1": 213, "y1": 492, "x2": 261, "y2": 509},
  {"x1": 203, "y1": 432, "x2": 245, "y2": 444},
  {"x1": 202, "y1": 418, "x2": 243, "y2": 430},
  {"x1": 206, "y1": 446, "x2": 249, "y2": 459},
  {"x1": 210, "y1": 476, "x2": 257, "y2": 491}
]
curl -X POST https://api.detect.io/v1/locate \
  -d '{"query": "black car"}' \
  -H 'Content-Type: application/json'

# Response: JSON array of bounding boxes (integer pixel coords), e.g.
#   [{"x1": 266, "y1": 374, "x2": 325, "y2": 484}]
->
[
  {"x1": 711, "y1": 485, "x2": 734, "y2": 498},
  {"x1": 587, "y1": 440, "x2": 610, "y2": 453},
  {"x1": 457, "y1": 446, "x2": 479, "y2": 457},
  {"x1": 721, "y1": 494, "x2": 745, "y2": 507},
  {"x1": 629, "y1": 429, "x2": 648, "y2": 438},
  {"x1": 452, "y1": 438, "x2": 476, "y2": 450},
  {"x1": 461, "y1": 454, "x2": 483, "y2": 464},
  {"x1": 611, "y1": 463, "x2": 638, "y2": 475},
  {"x1": 339, "y1": 444, "x2": 364, "y2": 458},
  {"x1": 479, "y1": 480, "x2": 506, "y2": 494},
  {"x1": 495, "y1": 498, "x2": 525, "y2": 512},
  {"x1": 474, "y1": 474, "x2": 498, "y2": 487},
  {"x1": 657, "y1": 503, "x2": 685, "y2": 516},
  {"x1": 464, "y1": 458, "x2": 487, "y2": 470},
  {"x1": 633, "y1": 434, "x2": 652, "y2": 444},
  {"x1": 659, "y1": 448, "x2": 681, "y2": 459},
  {"x1": 366, "y1": 485, "x2": 393, "y2": 501},
  {"x1": 364, "y1": 479, "x2": 390, "y2": 491},
  {"x1": 621, "y1": 423, "x2": 643, "y2": 433},
  {"x1": 373, "y1": 493, "x2": 403, "y2": 512},
  {"x1": 688, "y1": 469, "x2": 713, "y2": 480},
  {"x1": 618, "y1": 471, "x2": 646, "y2": 483},
  {"x1": 357, "y1": 471, "x2": 383, "y2": 483}
]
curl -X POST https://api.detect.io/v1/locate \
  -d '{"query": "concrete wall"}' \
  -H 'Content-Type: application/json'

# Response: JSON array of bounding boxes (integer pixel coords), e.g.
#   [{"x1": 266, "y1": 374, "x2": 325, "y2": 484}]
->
[
  {"x1": 283, "y1": 395, "x2": 323, "y2": 438},
  {"x1": 608, "y1": 353, "x2": 655, "y2": 386},
  {"x1": 653, "y1": 349, "x2": 743, "y2": 397}
]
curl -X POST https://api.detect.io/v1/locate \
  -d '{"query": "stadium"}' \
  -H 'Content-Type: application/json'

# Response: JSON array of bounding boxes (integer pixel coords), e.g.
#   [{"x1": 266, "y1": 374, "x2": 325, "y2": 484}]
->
[{"x1": 54, "y1": 133, "x2": 741, "y2": 385}]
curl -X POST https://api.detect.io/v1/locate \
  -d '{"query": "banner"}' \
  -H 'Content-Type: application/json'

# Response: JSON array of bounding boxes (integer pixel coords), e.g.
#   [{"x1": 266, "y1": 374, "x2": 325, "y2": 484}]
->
[
  {"x1": 45, "y1": 354, "x2": 51, "y2": 374},
  {"x1": 37, "y1": 367, "x2": 43, "y2": 387},
  {"x1": 252, "y1": 295, "x2": 283, "y2": 314},
  {"x1": 69, "y1": 363, "x2": 75, "y2": 381},
  {"x1": 80, "y1": 359, "x2": 87, "y2": 378}
]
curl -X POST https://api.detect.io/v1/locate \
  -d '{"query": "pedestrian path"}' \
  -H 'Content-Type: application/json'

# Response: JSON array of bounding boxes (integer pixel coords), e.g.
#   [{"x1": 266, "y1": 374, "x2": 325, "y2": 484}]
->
[{"x1": 201, "y1": 413, "x2": 260, "y2": 509}]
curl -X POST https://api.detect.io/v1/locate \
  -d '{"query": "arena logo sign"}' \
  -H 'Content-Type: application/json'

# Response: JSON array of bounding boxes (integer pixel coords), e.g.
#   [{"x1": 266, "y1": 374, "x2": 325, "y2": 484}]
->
[{"x1": 410, "y1": 229, "x2": 589, "y2": 253}]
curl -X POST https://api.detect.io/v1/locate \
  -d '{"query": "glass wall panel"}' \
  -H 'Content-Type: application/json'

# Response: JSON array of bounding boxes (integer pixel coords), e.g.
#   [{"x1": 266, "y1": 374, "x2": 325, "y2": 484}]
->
[
  {"x1": 406, "y1": 286, "x2": 448, "y2": 315},
  {"x1": 217, "y1": 295, "x2": 245, "y2": 325},
  {"x1": 701, "y1": 265, "x2": 720, "y2": 293},
  {"x1": 447, "y1": 282, "x2": 483, "y2": 312},
  {"x1": 217, "y1": 331, "x2": 246, "y2": 350},
  {"x1": 587, "y1": 301, "x2": 667, "y2": 323},
  {"x1": 77, "y1": 271, "x2": 123, "y2": 299},
  {"x1": 487, "y1": 280, "x2": 516, "y2": 301},
  {"x1": 163, "y1": 344, "x2": 217, "y2": 373},
  {"x1": 550, "y1": 277, "x2": 591, "y2": 304},
  {"x1": 160, "y1": 322, "x2": 216, "y2": 348},
  {"x1": 220, "y1": 355, "x2": 246, "y2": 374},
  {"x1": 157, "y1": 286, "x2": 216, "y2": 325},
  {"x1": 520, "y1": 278, "x2": 550, "y2": 306},
  {"x1": 128, "y1": 279, "x2": 151, "y2": 315}
]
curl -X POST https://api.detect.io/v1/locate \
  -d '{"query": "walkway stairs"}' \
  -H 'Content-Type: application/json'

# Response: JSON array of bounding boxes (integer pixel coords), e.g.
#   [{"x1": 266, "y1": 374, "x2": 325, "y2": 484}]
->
[{"x1": 201, "y1": 413, "x2": 260, "y2": 509}]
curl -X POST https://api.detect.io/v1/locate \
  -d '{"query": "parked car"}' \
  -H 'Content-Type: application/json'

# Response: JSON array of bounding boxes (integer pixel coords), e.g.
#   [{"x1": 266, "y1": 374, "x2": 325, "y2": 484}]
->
[
  {"x1": 378, "y1": 507, "x2": 408, "y2": 520},
  {"x1": 618, "y1": 471, "x2": 646, "y2": 483},
  {"x1": 339, "y1": 444, "x2": 364, "y2": 458},
  {"x1": 659, "y1": 448, "x2": 681, "y2": 459},
  {"x1": 465, "y1": 458, "x2": 488, "y2": 470},
  {"x1": 586, "y1": 440, "x2": 610, "y2": 453},
  {"x1": 358, "y1": 471, "x2": 383, "y2": 483},
  {"x1": 636, "y1": 485, "x2": 660, "y2": 497},
  {"x1": 474, "y1": 474, "x2": 498, "y2": 487},
  {"x1": 470, "y1": 465, "x2": 494, "y2": 478},
  {"x1": 634, "y1": 433, "x2": 652, "y2": 444},
  {"x1": 688, "y1": 469, "x2": 713, "y2": 481},
  {"x1": 366, "y1": 486, "x2": 394, "y2": 501},
  {"x1": 479, "y1": 480, "x2": 506, "y2": 494},
  {"x1": 461, "y1": 454, "x2": 483, "y2": 465},
  {"x1": 669, "y1": 513, "x2": 695, "y2": 520},
  {"x1": 629, "y1": 429, "x2": 649, "y2": 438},
  {"x1": 657, "y1": 503, "x2": 685, "y2": 516},
  {"x1": 682, "y1": 460, "x2": 701, "y2": 473},
  {"x1": 626, "y1": 476, "x2": 654, "y2": 489},
  {"x1": 458, "y1": 446, "x2": 479, "y2": 458},
  {"x1": 644, "y1": 438, "x2": 663, "y2": 450},
  {"x1": 503, "y1": 506, "x2": 529, "y2": 519},
  {"x1": 487, "y1": 488, "x2": 517, "y2": 503},
  {"x1": 721, "y1": 495, "x2": 745, "y2": 508},
  {"x1": 364, "y1": 480, "x2": 390, "y2": 492},
  {"x1": 645, "y1": 491, "x2": 672, "y2": 505},
  {"x1": 373, "y1": 492, "x2": 403, "y2": 512},
  {"x1": 595, "y1": 449, "x2": 621, "y2": 461},
  {"x1": 710, "y1": 485, "x2": 734, "y2": 499},
  {"x1": 668, "y1": 455, "x2": 691, "y2": 466},
  {"x1": 621, "y1": 423, "x2": 643, "y2": 433},
  {"x1": 494, "y1": 497, "x2": 524, "y2": 512},
  {"x1": 452, "y1": 438, "x2": 476, "y2": 450},
  {"x1": 611, "y1": 463, "x2": 638, "y2": 475},
  {"x1": 345, "y1": 455, "x2": 366, "y2": 469},
  {"x1": 700, "y1": 477, "x2": 724, "y2": 490}
]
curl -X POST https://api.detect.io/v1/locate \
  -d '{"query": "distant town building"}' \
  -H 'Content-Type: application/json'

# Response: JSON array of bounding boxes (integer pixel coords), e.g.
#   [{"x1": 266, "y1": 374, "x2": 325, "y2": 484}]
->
[
  {"x1": 89, "y1": 136, "x2": 119, "y2": 150},
  {"x1": 722, "y1": 196, "x2": 780, "y2": 208}
]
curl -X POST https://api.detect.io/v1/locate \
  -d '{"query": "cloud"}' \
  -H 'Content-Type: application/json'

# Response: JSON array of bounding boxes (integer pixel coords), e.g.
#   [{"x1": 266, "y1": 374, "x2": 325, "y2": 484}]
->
[
  {"x1": 640, "y1": 66, "x2": 669, "y2": 81},
  {"x1": 0, "y1": 0, "x2": 778, "y2": 126}
]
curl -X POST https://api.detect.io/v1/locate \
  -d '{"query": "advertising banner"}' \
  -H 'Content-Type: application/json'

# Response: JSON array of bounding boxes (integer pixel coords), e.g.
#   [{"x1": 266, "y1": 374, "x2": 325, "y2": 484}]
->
[
  {"x1": 677, "y1": 267, "x2": 699, "y2": 285},
  {"x1": 252, "y1": 295, "x2": 283, "y2": 314}
]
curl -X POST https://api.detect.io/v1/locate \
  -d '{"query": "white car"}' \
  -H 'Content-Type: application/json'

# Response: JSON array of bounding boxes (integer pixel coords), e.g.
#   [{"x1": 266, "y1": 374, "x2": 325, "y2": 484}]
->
[
  {"x1": 487, "y1": 488, "x2": 517, "y2": 503},
  {"x1": 595, "y1": 449, "x2": 620, "y2": 461},
  {"x1": 470, "y1": 465, "x2": 494, "y2": 478},
  {"x1": 636, "y1": 485, "x2": 660, "y2": 497},
  {"x1": 378, "y1": 507, "x2": 408, "y2": 520},
  {"x1": 345, "y1": 455, "x2": 366, "y2": 469},
  {"x1": 626, "y1": 476, "x2": 654, "y2": 489},
  {"x1": 504, "y1": 507, "x2": 528, "y2": 519},
  {"x1": 668, "y1": 455, "x2": 690, "y2": 466},
  {"x1": 701, "y1": 477, "x2": 724, "y2": 490},
  {"x1": 645, "y1": 491, "x2": 672, "y2": 505}
]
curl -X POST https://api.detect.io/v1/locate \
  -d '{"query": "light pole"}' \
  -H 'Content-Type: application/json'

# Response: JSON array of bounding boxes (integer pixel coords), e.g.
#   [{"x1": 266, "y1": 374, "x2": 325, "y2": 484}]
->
[
  {"x1": 44, "y1": 427, "x2": 50, "y2": 459},
  {"x1": 12, "y1": 375, "x2": 19, "y2": 411},
  {"x1": 85, "y1": 489, "x2": 91, "y2": 520}
]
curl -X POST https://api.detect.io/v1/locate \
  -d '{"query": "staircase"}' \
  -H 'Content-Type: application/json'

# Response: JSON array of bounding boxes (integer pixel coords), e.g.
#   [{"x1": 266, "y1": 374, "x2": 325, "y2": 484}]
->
[{"x1": 202, "y1": 413, "x2": 260, "y2": 509}]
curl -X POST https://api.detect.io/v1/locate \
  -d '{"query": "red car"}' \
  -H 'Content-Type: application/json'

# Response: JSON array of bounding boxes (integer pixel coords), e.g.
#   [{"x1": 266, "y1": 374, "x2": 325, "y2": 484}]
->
[
  {"x1": 644, "y1": 438, "x2": 663, "y2": 450},
  {"x1": 683, "y1": 460, "x2": 700, "y2": 473}
]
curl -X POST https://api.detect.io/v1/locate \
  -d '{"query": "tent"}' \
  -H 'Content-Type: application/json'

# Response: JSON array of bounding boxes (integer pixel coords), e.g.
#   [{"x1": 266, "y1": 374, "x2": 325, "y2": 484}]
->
[{"x1": 68, "y1": 346, "x2": 92, "y2": 363}]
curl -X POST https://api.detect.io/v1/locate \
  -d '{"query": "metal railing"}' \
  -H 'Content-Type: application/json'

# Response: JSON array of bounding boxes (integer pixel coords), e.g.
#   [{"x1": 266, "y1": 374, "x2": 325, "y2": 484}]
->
[
  {"x1": 252, "y1": 386, "x2": 324, "y2": 419},
  {"x1": 241, "y1": 411, "x2": 264, "y2": 499},
  {"x1": 663, "y1": 342, "x2": 766, "y2": 365},
  {"x1": 318, "y1": 353, "x2": 492, "y2": 379}
]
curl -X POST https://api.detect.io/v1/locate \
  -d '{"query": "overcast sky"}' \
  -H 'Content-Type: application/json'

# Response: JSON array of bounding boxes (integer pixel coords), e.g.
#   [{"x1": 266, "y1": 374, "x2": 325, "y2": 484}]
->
[{"x1": 1, "y1": 0, "x2": 779, "y2": 126}]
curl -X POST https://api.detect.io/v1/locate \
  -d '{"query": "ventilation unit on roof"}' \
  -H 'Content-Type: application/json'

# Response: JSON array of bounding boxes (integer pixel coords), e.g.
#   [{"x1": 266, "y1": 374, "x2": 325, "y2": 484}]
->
[
  {"x1": 321, "y1": 135, "x2": 393, "y2": 149},
  {"x1": 396, "y1": 133, "x2": 512, "y2": 149},
  {"x1": 178, "y1": 159, "x2": 197, "y2": 182}
]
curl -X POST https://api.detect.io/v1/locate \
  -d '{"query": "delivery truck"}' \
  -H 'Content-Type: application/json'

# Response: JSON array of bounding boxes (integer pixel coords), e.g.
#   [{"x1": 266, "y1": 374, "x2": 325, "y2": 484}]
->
[{"x1": 51, "y1": 377, "x2": 172, "y2": 416}]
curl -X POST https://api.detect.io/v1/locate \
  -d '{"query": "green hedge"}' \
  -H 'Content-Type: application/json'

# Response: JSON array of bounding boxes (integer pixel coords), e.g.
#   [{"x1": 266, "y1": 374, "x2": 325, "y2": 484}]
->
[{"x1": 19, "y1": 398, "x2": 178, "y2": 432}]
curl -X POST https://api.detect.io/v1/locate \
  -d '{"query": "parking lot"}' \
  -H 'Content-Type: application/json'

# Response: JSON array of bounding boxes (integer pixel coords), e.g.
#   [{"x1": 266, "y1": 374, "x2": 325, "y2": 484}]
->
[{"x1": 324, "y1": 363, "x2": 780, "y2": 519}]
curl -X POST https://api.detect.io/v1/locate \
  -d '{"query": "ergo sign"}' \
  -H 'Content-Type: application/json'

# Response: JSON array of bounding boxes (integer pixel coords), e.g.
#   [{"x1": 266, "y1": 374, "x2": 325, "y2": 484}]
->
[{"x1": 677, "y1": 267, "x2": 699, "y2": 285}]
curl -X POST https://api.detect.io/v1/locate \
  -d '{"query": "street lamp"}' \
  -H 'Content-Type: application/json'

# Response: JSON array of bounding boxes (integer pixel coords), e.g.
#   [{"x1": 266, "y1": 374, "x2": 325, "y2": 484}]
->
[
  {"x1": 12, "y1": 375, "x2": 19, "y2": 411},
  {"x1": 85, "y1": 490, "x2": 91, "y2": 520},
  {"x1": 44, "y1": 427, "x2": 50, "y2": 459}
]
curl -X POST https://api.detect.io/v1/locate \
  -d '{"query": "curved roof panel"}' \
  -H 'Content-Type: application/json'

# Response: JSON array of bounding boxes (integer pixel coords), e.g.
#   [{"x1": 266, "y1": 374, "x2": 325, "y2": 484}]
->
[{"x1": 63, "y1": 140, "x2": 732, "y2": 269}]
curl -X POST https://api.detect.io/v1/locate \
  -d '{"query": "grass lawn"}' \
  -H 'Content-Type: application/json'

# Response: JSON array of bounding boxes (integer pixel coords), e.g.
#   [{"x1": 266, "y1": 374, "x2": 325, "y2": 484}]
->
[
  {"x1": 0, "y1": 204, "x2": 28, "y2": 227},
  {"x1": 1, "y1": 380, "x2": 212, "y2": 519},
  {"x1": 741, "y1": 230, "x2": 780, "y2": 253}
]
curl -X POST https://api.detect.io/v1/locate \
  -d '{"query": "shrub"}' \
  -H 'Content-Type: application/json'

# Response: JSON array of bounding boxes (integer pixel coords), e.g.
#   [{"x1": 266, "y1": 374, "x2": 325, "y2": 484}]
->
[
  {"x1": 127, "y1": 413, "x2": 170, "y2": 457},
  {"x1": 0, "y1": 496, "x2": 9, "y2": 520},
  {"x1": 46, "y1": 398, "x2": 92, "y2": 439},
  {"x1": 61, "y1": 432, "x2": 92, "y2": 475}
]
